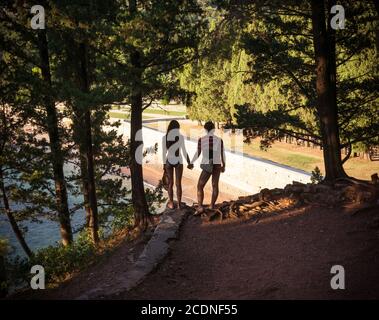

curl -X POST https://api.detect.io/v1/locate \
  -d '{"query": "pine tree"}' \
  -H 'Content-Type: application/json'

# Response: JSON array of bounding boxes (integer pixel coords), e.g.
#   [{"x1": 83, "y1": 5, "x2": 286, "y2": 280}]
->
[
  {"x1": 1, "y1": 2, "x2": 73, "y2": 246},
  {"x1": 110, "y1": 0, "x2": 204, "y2": 228},
  {"x1": 218, "y1": 0, "x2": 378, "y2": 181},
  {"x1": 0, "y1": 105, "x2": 33, "y2": 257}
]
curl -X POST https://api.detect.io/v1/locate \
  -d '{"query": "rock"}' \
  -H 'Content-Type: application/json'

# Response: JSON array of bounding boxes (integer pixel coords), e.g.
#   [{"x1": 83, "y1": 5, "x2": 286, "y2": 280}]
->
[
  {"x1": 238, "y1": 205, "x2": 249, "y2": 212},
  {"x1": 304, "y1": 183, "x2": 315, "y2": 193},
  {"x1": 342, "y1": 184, "x2": 378, "y2": 203},
  {"x1": 314, "y1": 184, "x2": 332, "y2": 193},
  {"x1": 292, "y1": 181, "x2": 306, "y2": 186},
  {"x1": 284, "y1": 184, "x2": 304, "y2": 195},
  {"x1": 259, "y1": 188, "x2": 272, "y2": 201},
  {"x1": 245, "y1": 200, "x2": 266, "y2": 209}
]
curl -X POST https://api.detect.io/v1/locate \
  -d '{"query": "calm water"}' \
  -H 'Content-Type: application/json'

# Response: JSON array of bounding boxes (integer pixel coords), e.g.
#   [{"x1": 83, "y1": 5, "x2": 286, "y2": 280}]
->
[
  {"x1": 0, "y1": 193, "x2": 85, "y2": 258},
  {"x1": 0, "y1": 164, "x2": 142, "y2": 258}
]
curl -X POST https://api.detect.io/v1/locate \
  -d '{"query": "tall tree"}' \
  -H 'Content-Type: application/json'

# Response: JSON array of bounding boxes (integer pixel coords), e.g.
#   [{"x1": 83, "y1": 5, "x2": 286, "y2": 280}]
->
[
  {"x1": 52, "y1": 0, "x2": 134, "y2": 238},
  {"x1": 128, "y1": 0, "x2": 150, "y2": 229},
  {"x1": 0, "y1": 105, "x2": 33, "y2": 257},
  {"x1": 310, "y1": 0, "x2": 346, "y2": 180},
  {"x1": 71, "y1": 40, "x2": 100, "y2": 243},
  {"x1": 112, "y1": 0, "x2": 204, "y2": 228},
  {"x1": 37, "y1": 28, "x2": 73, "y2": 245},
  {"x1": 217, "y1": 0, "x2": 378, "y2": 181},
  {"x1": 0, "y1": 2, "x2": 73, "y2": 246}
]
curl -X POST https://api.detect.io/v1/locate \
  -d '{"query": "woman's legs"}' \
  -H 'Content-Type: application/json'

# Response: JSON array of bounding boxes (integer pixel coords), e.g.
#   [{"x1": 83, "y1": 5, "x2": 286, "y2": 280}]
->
[
  {"x1": 174, "y1": 164, "x2": 184, "y2": 208},
  {"x1": 210, "y1": 165, "x2": 221, "y2": 209},
  {"x1": 165, "y1": 164, "x2": 175, "y2": 209},
  {"x1": 197, "y1": 170, "x2": 211, "y2": 212}
]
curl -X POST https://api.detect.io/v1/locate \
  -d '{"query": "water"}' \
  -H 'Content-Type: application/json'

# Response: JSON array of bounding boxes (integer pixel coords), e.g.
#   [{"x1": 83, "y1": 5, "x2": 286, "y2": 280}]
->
[
  {"x1": 0, "y1": 192, "x2": 86, "y2": 258},
  {"x1": 0, "y1": 163, "x2": 138, "y2": 258},
  {"x1": 0, "y1": 178, "x2": 165, "y2": 259}
]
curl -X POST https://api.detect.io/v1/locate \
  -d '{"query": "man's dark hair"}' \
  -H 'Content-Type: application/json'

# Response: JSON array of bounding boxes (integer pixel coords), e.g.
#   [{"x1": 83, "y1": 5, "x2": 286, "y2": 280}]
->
[{"x1": 204, "y1": 121, "x2": 215, "y2": 132}]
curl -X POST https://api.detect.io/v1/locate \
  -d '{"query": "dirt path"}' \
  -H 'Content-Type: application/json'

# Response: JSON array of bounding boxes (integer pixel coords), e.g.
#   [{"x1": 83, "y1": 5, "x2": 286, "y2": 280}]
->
[
  {"x1": 116, "y1": 205, "x2": 379, "y2": 300},
  {"x1": 20, "y1": 201, "x2": 379, "y2": 300}
]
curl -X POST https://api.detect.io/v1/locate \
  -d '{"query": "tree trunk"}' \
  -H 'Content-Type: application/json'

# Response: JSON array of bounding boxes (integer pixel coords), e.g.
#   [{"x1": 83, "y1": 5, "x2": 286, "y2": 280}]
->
[
  {"x1": 0, "y1": 168, "x2": 32, "y2": 258},
  {"x1": 129, "y1": 0, "x2": 151, "y2": 229},
  {"x1": 130, "y1": 50, "x2": 151, "y2": 229},
  {"x1": 76, "y1": 42, "x2": 99, "y2": 243},
  {"x1": 311, "y1": 0, "x2": 348, "y2": 182},
  {"x1": 79, "y1": 157, "x2": 91, "y2": 228},
  {"x1": 84, "y1": 110, "x2": 99, "y2": 243},
  {"x1": 37, "y1": 30, "x2": 73, "y2": 246}
]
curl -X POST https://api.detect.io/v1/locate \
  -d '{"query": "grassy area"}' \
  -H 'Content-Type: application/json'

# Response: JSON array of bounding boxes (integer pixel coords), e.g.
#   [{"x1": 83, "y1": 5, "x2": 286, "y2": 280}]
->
[
  {"x1": 109, "y1": 108, "x2": 186, "y2": 119},
  {"x1": 237, "y1": 140, "x2": 379, "y2": 180},
  {"x1": 143, "y1": 107, "x2": 186, "y2": 116},
  {"x1": 241, "y1": 141, "x2": 323, "y2": 172},
  {"x1": 231, "y1": 139, "x2": 379, "y2": 180},
  {"x1": 108, "y1": 112, "x2": 153, "y2": 120},
  {"x1": 109, "y1": 111, "x2": 129, "y2": 119}
]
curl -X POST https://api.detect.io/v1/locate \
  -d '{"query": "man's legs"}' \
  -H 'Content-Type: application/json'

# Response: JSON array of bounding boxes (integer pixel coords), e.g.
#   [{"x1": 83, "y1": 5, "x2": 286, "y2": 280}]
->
[
  {"x1": 197, "y1": 170, "x2": 211, "y2": 212},
  {"x1": 210, "y1": 165, "x2": 221, "y2": 209}
]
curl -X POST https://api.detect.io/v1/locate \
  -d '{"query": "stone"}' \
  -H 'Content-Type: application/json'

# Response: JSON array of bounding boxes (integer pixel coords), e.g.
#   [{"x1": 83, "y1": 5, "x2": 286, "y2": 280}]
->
[
  {"x1": 76, "y1": 208, "x2": 189, "y2": 299},
  {"x1": 314, "y1": 184, "x2": 332, "y2": 193}
]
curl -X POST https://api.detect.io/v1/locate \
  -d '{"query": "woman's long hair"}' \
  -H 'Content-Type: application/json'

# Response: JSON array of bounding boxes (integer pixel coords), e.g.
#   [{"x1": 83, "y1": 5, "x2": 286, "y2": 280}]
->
[{"x1": 166, "y1": 120, "x2": 180, "y2": 155}]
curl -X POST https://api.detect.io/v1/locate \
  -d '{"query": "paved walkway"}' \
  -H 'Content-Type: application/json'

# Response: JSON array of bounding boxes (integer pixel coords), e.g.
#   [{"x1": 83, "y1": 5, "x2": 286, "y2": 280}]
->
[{"x1": 142, "y1": 163, "x2": 237, "y2": 205}]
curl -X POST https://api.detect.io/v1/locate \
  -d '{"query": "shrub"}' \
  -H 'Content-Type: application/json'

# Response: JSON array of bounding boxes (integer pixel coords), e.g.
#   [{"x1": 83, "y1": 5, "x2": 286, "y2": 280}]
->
[
  {"x1": 146, "y1": 184, "x2": 166, "y2": 214},
  {"x1": 311, "y1": 166, "x2": 324, "y2": 184},
  {"x1": 110, "y1": 205, "x2": 134, "y2": 231},
  {"x1": 160, "y1": 95, "x2": 170, "y2": 106},
  {"x1": 5, "y1": 232, "x2": 97, "y2": 288},
  {"x1": 29, "y1": 232, "x2": 96, "y2": 284}
]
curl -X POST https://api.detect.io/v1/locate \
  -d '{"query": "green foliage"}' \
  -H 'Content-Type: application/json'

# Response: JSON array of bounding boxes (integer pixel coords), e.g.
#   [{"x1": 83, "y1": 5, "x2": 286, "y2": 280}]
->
[
  {"x1": 6, "y1": 232, "x2": 96, "y2": 287},
  {"x1": 109, "y1": 205, "x2": 134, "y2": 232},
  {"x1": 0, "y1": 0, "x2": 201, "y2": 290},
  {"x1": 31, "y1": 232, "x2": 96, "y2": 283},
  {"x1": 180, "y1": 1, "x2": 378, "y2": 158},
  {"x1": 160, "y1": 96, "x2": 171, "y2": 106},
  {"x1": 311, "y1": 166, "x2": 324, "y2": 184},
  {"x1": 1, "y1": 0, "x2": 162, "y2": 247},
  {"x1": 146, "y1": 184, "x2": 166, "y2": 215},
  {"x1": 232, "y1": 1, "x2": 378, "y2": 151}
]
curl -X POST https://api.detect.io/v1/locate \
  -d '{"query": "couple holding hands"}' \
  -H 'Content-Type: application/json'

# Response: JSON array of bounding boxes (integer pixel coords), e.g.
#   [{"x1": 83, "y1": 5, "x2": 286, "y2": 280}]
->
[{"x1": 162, "y1": 120, "x2": 226, "y2": 213}]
